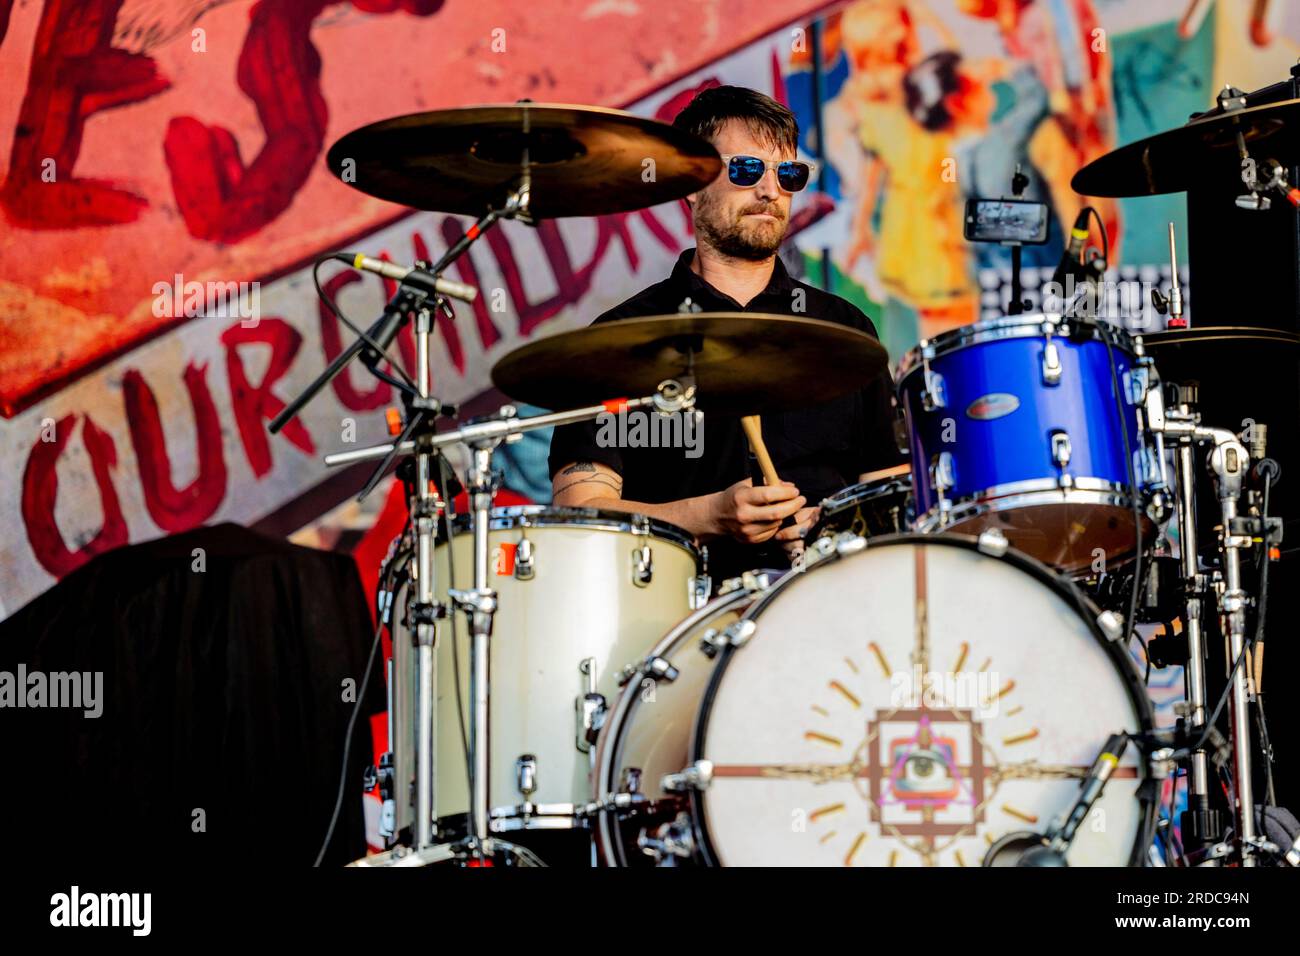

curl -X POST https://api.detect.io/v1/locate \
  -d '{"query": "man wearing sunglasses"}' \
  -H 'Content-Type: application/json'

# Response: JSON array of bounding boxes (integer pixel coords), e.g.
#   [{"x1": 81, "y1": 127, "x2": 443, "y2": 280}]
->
[{"x1": 549, "y1": 86, "x2": 902, "y2": 580}]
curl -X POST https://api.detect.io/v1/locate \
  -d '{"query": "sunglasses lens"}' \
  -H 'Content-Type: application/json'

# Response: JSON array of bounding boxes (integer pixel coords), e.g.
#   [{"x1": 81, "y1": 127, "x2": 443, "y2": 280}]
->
[
  {"x1": 777, "y1": 161, "x2": 811, "y2": 192},
  {"x1": 728, "y1": 156, "x2": 765, "y2": 187}
]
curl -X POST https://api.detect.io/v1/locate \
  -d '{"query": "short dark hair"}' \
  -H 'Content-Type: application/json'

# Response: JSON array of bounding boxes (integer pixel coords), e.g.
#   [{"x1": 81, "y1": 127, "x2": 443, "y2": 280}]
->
[{"x1": 672, "y1": 85, "x2": 799, "y2": 154}]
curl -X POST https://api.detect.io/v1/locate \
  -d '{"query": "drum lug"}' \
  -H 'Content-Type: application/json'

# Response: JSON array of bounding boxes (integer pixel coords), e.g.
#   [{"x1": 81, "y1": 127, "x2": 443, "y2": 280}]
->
[
  {"x1": 976, "y1": 528, "x2": 1009, "y2": 558},
  {"x1": 576, "y1": 657, "x2": 607, "y2": 752},
  {"x1": 632, "y1": 543, "x2": 654, "y2": 587},
  {"x1": 930, "y1": 451, "x2": 956, "y2": 521},
  {"x1": 1133, "y1": 446, "x2": 1161, "y2": 490},
  {"x1": 1050, "y1": 430, "x2": 1074, "y2": 488},
  {"x1": 514, "y1": 533, "x2": 535, "y2": 580},
  {"x1": 1122, "y1": 366, "x2": 1150, "y2": 406},
  {"x1": 1041, "y1": 339, "x2": 1062, "y2": 386},
  {"x1": 637, "y1": 812, "x2": 696, "y2": 865},
  {"x1": 689, "y1": 573, "x2": 712, "y2": 609},
  {"x1": 515, "y1": 754, "x2": 538, "y2": 800},
  {"x1": 662, "y1": 760, "x2": 713, "y2": 793},
  {"x1": 576, "y1": 694, "x2": 607, "y2": 752},
  {"x1": 920, "y1": 345, "x2": 947, "y2": 410}
]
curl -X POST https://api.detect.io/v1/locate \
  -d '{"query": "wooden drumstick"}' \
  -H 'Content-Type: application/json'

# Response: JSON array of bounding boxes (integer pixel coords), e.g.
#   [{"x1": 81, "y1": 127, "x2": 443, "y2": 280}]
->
[
  {"x1": 741, "y1": 415, "x2": 781, "y2": 486},
  {"x1": 858, "y1": 462, "x2": 912, "y2": 484}
]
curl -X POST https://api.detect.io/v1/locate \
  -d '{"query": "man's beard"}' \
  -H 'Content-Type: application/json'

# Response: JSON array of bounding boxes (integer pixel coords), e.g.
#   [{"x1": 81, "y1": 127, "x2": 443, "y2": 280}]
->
[{"x1": 694, "y1": 190, "x2": 788, "y2": 261}]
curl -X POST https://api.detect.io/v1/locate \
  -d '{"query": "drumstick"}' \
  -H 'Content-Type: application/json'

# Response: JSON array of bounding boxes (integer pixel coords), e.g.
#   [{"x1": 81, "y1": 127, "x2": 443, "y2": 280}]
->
[
  {"x1": 740, "y1": 415, "x2": 781, "y2": 486},
  {"x1": 858, "y1": 462, "x2": 911, "y2": 483}
]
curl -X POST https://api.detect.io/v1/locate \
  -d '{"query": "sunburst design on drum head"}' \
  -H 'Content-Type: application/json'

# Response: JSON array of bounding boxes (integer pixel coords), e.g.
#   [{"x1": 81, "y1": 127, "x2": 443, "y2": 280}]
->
[{"x1": 697, "y1": 538, "x2": 1151, "y2": 867}]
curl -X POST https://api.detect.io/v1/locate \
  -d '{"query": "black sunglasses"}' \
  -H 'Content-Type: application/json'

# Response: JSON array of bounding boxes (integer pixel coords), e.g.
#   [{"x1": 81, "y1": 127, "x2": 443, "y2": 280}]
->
[{"x1": 722, "y1": 154, "x2": 816, "y2": 192}]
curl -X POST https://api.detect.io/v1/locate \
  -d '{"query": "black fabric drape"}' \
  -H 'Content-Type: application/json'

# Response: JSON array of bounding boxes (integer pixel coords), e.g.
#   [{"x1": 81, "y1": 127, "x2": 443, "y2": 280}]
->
[{"x1": 0, "y1": 523, "x2": 384, "y2": 866}]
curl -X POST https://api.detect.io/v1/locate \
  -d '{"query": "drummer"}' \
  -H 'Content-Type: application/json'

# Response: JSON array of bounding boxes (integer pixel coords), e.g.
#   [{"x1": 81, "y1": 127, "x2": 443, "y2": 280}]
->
[{"x1": 549, "y1": 86, "x2": 902, "y2": 579}]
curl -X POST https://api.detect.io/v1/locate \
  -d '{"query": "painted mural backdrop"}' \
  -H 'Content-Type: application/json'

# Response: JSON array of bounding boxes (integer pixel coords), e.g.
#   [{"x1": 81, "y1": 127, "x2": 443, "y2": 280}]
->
[{"x1": 3, "y1": 0, "x2": 1300, "y2": 620}]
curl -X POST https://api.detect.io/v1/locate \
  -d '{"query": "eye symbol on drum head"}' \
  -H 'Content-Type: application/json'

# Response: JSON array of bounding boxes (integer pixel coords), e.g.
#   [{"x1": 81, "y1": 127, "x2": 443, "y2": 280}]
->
[{"x1": 966, "y1": 393, "x2": 1020, "y2": 421}]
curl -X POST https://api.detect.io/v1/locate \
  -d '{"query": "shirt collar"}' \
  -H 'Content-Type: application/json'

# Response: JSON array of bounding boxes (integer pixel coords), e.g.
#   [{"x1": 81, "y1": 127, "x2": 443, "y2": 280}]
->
[{"x1": 668, "y1": 247, "x2": 795, "y2": 310}]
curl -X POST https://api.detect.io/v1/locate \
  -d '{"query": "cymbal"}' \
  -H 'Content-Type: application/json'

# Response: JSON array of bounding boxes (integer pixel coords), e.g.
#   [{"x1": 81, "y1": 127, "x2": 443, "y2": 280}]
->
[
  {"x1": 491, "y1": 313, "x2": 890, "y2": 415},
  {"x1": 1142, "y1": 325, "x2": 1300, "y2": 386},
  {"x1": 325, "y1": 103, "x2": 721, "y2": 218},
  {"x1": 1072, "y1": 98, "x2": 1300, "y2": 197}
]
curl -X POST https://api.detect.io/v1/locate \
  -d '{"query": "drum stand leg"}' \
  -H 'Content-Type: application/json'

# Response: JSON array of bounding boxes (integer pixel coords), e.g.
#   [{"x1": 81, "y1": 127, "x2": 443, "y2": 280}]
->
[
  {"x1": 411, "y1": 307, "x2": 444, "y2": 851},
  {"x1": 1172, "y1": 436, "x2": 1215, "y2": 847},
  {"x1": 450, "y1": 444, "x2": 502, "y2": 851},
  {"x1": 1207, "y1": 431, "x2": 1259, "y2": 865},
  {"x1": 1162, "y1": 409, "x2": 1259, "y2": 863}
]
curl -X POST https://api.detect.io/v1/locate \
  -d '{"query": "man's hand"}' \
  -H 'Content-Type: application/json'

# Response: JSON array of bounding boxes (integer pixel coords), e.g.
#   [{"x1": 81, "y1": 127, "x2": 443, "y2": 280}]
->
[
  {"x1": 712, "y1": 478, "x2": 805, "y2": 545},
  {"x1": 775, "y1": 504, "x2": 821, "y2": 561}
]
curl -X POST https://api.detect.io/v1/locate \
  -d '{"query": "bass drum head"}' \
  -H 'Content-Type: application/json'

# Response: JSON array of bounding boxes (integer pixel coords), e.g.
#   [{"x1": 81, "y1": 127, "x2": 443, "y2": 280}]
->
[{"x1": 690, "y1": 534, "x2": 1154, "y2": 867}]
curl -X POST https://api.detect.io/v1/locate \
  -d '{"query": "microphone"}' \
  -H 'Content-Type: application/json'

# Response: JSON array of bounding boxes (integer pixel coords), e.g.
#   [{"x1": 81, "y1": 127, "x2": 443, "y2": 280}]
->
[
  {"x1": 985, "y1": 733, "x2": 1128, "y2": 866},
  {"x1": 1030, "y1": 733, "x2": 1129, "y2": 864},
  {"x1": 1049, "y1": 209, "x2": 1092, "y2": 292},
  {"x1": 350, "y1": 253, "x2": 478, "y2": 303}
]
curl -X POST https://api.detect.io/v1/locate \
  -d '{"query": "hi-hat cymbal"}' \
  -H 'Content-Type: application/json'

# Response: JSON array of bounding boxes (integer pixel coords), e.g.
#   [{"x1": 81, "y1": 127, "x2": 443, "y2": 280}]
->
[
  {"x1": 1072, "y1": 98, "x2": 1300, "y2": 197},
  {"x1": 325, "y1": 103, "x2": 721, "y2": 218},
  {"x1": 491, "y1": 313, "x2": 890, "y2": 416},
  {"x1": 1142, "y1": 325, "x2": 1300, "y2": 386}
]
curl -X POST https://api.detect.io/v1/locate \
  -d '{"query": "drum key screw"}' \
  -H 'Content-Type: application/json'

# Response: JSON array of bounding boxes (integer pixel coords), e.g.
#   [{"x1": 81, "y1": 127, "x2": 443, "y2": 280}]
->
[{"x1": 662, "y1": 760, "x2": 713, "y2": 793}]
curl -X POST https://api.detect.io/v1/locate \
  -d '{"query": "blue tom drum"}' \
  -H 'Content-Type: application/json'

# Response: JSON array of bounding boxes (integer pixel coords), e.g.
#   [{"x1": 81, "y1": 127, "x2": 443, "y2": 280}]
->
[{"x1": 897, "y1": 314, "x2": 1158, "y2": 573}]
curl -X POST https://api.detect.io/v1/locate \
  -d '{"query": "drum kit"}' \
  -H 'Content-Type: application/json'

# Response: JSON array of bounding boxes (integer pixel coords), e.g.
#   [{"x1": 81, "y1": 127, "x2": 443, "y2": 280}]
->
[{"x1": 276, "y1": 86, "x2": 1300, "y2": 868}]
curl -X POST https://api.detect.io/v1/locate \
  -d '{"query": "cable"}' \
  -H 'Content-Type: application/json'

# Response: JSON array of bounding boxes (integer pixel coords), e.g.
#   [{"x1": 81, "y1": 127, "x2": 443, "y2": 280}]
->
[
  {"x1": 1085, "y1": 205, "x2": 1109, "y2": 273},
  {"x1": 1252, "y1": 472, "x2": 1276, "y2": 806},
  {"x1": 313, "y1": 255, "x2": 418, "y2": 394},
  {"x1": 1179, "y1": 636, "x2": 1252, "y2": 761},
  {"x1": 312, "y1": 535, "x2": 408, "y2": 868},
  {"x1": 313, "y1": 582, "x2": 390, "y2": 868}
]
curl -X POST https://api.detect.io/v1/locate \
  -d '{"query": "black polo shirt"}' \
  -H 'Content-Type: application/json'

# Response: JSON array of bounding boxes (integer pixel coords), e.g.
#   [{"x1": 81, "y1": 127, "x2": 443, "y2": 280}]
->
[{"x1": 548, "y1": 247, "x2": 903, "y2": 580}]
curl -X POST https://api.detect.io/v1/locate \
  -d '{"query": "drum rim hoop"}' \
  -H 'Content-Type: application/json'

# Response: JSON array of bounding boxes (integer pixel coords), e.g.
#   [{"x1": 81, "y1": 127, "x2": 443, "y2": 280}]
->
[
  {"x1": 447, "y1": 504, "x2": 700, "y2": 556},
  {"x1": 688, "y1": 531, "x2": 1157, "y2": 868},
  {"x1": 896, "y1": 313, "x2": 1137, "y2": 382}
]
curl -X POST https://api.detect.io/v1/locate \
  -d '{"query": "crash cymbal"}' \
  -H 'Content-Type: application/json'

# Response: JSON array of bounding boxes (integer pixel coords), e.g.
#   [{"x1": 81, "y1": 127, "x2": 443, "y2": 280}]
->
[
  {"x1": 491, "y1": 313, "x2": 890, "y2": 415},
  {"x1": 1072, "y1": 98, "x2": 1300, "y2": 197},
  {"x1": 325, "y1": 103, "x2": 720, "y2": 218}
]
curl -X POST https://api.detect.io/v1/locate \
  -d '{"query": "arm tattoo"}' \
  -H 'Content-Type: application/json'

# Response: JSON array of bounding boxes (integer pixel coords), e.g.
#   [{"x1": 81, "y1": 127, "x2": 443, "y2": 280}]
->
[
  {"x1": 554, "y1": 473, "x2": 623, "y2": 499},
  {"x1": 559, "y1": 461, "x2": 597, "y2": 476}
]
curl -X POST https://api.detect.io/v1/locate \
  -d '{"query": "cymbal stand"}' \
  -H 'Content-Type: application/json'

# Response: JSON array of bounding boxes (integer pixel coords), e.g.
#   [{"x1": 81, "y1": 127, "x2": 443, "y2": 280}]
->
[
  {"x1": 1154, "y1": 398, "x2": 1259, "y2": 864},
  {"x1": 1160, "y1": 392, "x2": 1218, "y2": 851},
  {"x1": 278, "y1": 178, "x2": 535, "y2": 861}
]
